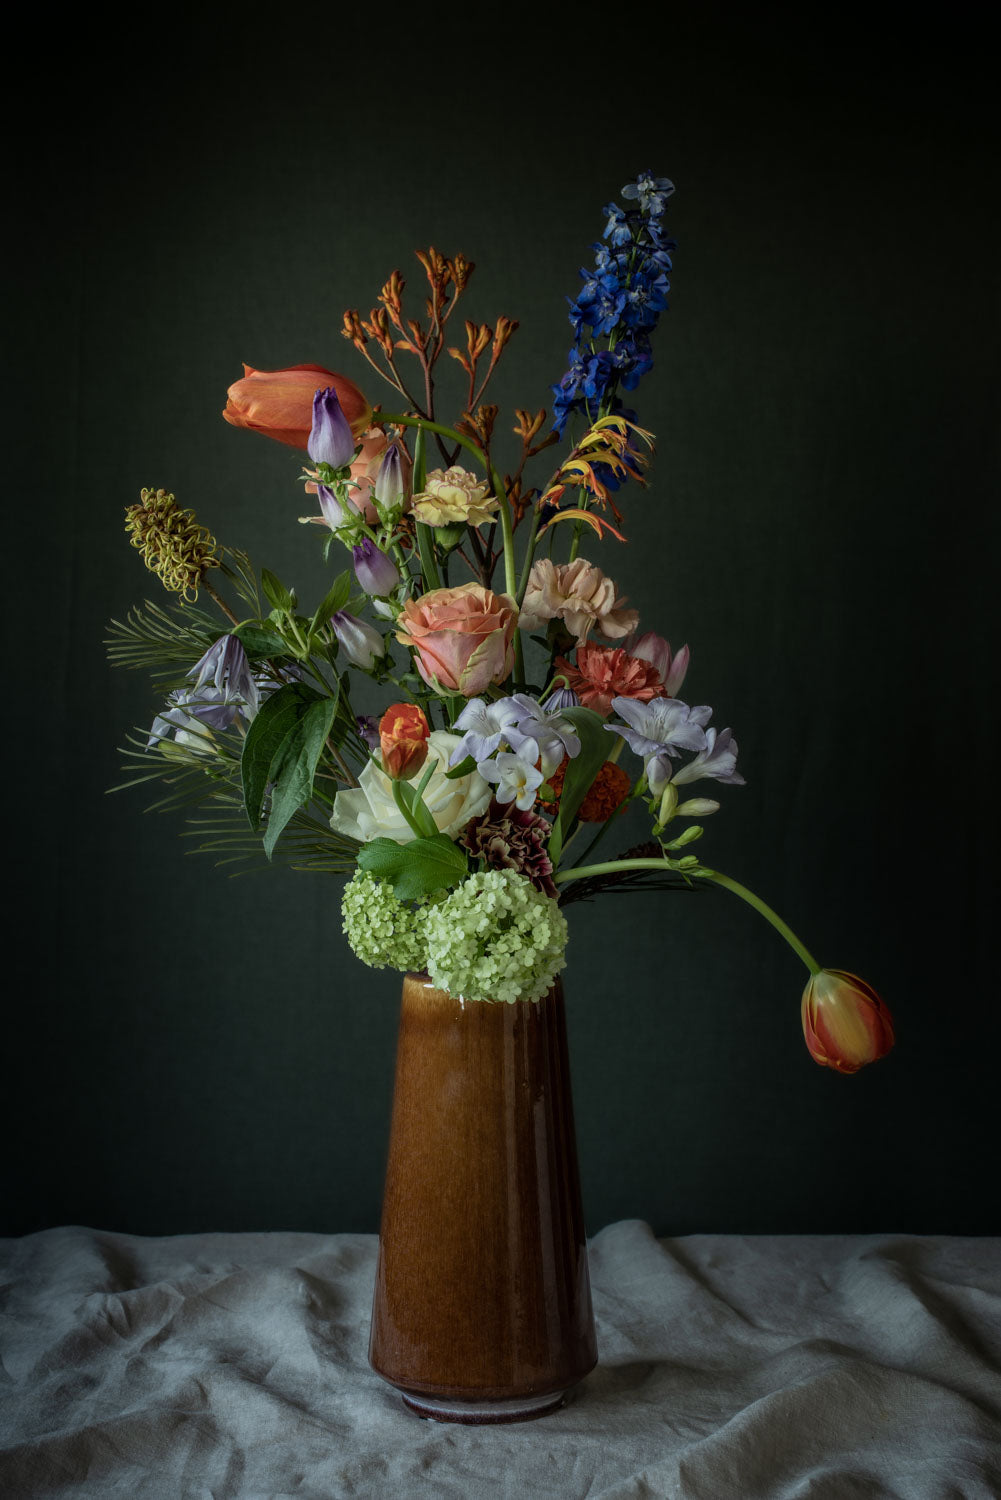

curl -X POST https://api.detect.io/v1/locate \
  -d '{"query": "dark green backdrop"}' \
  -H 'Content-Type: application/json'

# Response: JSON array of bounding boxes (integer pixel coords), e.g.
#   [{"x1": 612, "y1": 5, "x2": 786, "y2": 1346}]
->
[{"x1": 8, "y1": 14, "x2": 998, "y2": 1236}]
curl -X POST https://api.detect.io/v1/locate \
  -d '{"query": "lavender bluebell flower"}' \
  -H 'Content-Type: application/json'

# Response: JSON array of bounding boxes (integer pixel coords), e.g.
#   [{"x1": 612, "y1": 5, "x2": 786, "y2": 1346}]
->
[
  {"x1": 308, "y1": 388, "x2": 355, "y2": 469},
  {"x1": 352, "y1": 538, "x2": 400, "y2": 596},
  {"x1": 542, "y1": 684, "x2": 581, "y2": 712},
  {"x1": 316, "y1": 482, "x2": 358, "y2": 529},
  {"x1": 330, "y1": 611, "x2": 384, "y2": 670},
  {"x1": 374, "y1": 442, "x2": 406, "y2": 508}
]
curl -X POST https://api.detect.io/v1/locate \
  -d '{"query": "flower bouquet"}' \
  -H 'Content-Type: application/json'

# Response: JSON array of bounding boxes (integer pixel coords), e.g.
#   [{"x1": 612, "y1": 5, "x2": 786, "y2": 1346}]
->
[{"x1": 109, "y1": 172, "x2": 894, "y2": 1419}]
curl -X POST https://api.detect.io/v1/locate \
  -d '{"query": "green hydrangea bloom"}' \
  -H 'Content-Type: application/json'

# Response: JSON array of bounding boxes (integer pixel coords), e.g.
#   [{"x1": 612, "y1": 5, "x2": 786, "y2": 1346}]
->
[
  {"x1": 425, "y1": 868, "x2": 568, "y2": 1004},
  {"x1": 341, "y1": 870, "x2": 430, "y2": 973}
]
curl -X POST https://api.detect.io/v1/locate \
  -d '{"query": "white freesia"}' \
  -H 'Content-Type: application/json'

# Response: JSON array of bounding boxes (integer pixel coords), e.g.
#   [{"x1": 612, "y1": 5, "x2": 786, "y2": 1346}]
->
[{"x1": 330, "y1": 731, "x2": 491, "y2": 844}]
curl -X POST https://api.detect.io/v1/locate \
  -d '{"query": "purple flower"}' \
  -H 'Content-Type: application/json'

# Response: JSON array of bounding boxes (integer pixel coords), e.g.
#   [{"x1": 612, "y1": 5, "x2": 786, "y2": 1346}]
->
[
  {"x1": 356, "y1": 715, "x2": 381, "y2": 751},
  {"x1": 449, "y1": 697, "x2": 523, "y2": 766},
  {"x1": 503, "y1": 693, "x2": 581, "y2": 776},
  {"x1": 542, "y1": 684, "x2": 580, "y2": 712},
  {"x1": 316, "y1": 482, "x2": 358, "y2": 530},
  {"x1": 479, "y1": 741, "x2": 545, "y2": 811},
  {"x1": 671, "y1": 727, "x2": 745, "y2": 787},
  {"x1": 308, "y1": 387, "x2": 355, "y2": 469},
  {"x1": 188, "y1": 634, "x2": 260, "y2": 715},
  {"x1": 352, "y1": 538, "x2": 400, "y2": 597},
  {"x1": 606, "y1": 696, "x2": 711, "y2": 794},
  {"x1": 374, "y1": 442, "x2": 406, "y2": 508},
  {"x1": 330, "y1": 611, "x2": 384, "y2": 670}
]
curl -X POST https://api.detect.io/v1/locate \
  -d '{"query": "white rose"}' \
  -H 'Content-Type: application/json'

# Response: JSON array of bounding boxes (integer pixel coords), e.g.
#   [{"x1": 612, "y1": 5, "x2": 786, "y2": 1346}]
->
[{"x1": 330, "y1": 731, "x2": 491, "y2": 844}]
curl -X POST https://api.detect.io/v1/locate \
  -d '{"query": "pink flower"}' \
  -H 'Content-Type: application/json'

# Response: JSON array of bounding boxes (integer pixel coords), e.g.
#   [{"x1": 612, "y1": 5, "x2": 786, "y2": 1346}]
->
[
  {"x1": 396, "y1": 583, "x2": 518, "y2": 697},
  {"x1": 800, "y1": 970, "x2": 895, "y2": 1074},
  {"x1": 622, "y1": 631, "x2": 690, "y2": 696},
  {"x1": 519, "y1": 558, "x2": 638, "y2": 642},
  {"x1": 555, "y1": 643, "x2": 665, "y2": 718}
]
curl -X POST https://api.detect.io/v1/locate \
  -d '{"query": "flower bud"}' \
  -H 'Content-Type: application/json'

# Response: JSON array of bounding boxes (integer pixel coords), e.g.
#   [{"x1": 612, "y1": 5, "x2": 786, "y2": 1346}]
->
[
  {"x1": 800, "y1": 969, "x2": 895, "y2": 1074},
  {"x1": 330, "y1": 611, "x2": 384, "y2": 670},
  {"x1": 379, "y1": 703, "x2": 430, "y2": 780},
  {"x1": 223, "y1": 364, "x2": 371, "y2": 450},
  {"x1": 542, "y1": 684, "x2": 580, "y2": 712},
  {"x1": 308, "y1": 388, "x2": 356, "y2": 469},
  {"x1": 374, "y1": 442, "x2": 407, "y2": 508},
  {"x1": 352, "y1": 538, "x2": 400, "y2": 597},
  {"x1": 676, "y1": 797, "x2": 720, "y2": 816},
  {"x1": 624, "y1": 632, "x2": 690, "y2": 696},
  {"x1": 317, "y1": 483, "x2": 358, "y2": 530}
]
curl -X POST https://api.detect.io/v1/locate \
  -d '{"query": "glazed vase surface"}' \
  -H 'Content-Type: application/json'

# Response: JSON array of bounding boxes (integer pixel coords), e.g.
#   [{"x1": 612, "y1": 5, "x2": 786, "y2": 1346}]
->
[{"x1": 369, "y1": 972, "x2": 597, "y2": 1423}]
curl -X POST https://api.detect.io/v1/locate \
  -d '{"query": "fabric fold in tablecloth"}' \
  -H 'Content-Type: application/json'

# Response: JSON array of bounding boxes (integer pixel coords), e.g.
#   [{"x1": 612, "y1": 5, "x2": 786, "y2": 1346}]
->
[{"x1": 1, "y1": 1220, "x2": 999, "y2": 1497}]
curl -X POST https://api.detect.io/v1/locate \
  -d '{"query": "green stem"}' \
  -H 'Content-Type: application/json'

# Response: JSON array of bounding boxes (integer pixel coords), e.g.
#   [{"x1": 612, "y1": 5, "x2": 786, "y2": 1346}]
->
[
  {"x1": 552, "y1": 860, "x2": 822, "y2": 975},
  {"x1": 381, "y1": 411, "x2": 523, "y2": 682}
]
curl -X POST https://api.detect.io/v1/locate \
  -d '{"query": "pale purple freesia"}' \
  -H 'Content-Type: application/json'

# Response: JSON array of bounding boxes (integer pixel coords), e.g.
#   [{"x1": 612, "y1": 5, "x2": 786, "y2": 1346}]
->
[
  {"x1": 330, "y1": 611, "x2": 384, "y2": 670},
  {"x1": 503, "y1": 693, "x2": 581, "y2": 776},
  {"x1": 606, "y1": 695, "x2": 712, "y2": 794},
  {"x1": 671, "y1": 727, "x2": 745, "y2": 787},
  {"x1": 479, "y1": 740, "x2": 545, "y2": 811},
  {"x1": 352, "y1": 538, "x2": 399, "y2": 596},
  {"x1": 308, "y1": 387, "x2": 355, "y2": 468},
  {"x1": 622, "y1": 632, "x2": 690, "y2": 696},
  {"x1": 374, "y1": 442, "x2": 406, "y2": 508},
  {"x1": 449, "y1": 697, "x2": 523, "y2": 766}
]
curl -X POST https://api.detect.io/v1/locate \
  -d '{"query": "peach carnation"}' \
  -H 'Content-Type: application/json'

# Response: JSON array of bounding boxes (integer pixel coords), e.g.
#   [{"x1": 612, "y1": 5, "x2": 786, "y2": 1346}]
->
[
  {"x1": 520, "y1": 558, "x2": 638, "y2": 643},
  {"x1": 555, "y1": 643, "x2": 665, "y2": 718}
]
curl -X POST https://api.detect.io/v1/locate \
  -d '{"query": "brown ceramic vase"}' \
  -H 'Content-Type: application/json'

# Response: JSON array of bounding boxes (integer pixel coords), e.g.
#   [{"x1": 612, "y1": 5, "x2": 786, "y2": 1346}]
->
[{"x1": 369, "y1": 972, "x2": 597, "y2": 1424}]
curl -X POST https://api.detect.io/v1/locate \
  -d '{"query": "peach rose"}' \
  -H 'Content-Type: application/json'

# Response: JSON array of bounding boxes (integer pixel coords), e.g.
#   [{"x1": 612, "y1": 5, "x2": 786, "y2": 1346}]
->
[
  {"x1": 396, "y1": 583, "x2": 518, "y2": 697},
  {"x1": 222, "y1": 364, "x2": 371, "y2": 450}
]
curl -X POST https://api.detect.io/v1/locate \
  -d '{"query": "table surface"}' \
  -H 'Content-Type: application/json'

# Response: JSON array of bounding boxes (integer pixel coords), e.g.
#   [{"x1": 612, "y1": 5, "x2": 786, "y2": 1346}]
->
[{"x1": 2, "y1": 1220, "x2": 999, "y2": 1499}]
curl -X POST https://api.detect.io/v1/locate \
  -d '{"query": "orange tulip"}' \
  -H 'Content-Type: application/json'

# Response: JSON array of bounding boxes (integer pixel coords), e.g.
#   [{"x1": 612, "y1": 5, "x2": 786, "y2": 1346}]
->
[
  {"x1": 379, "y1": 703, "x2": 430, "y2": 781},
  {"x1": 801, "y1": 969, "x2": 895, "y2": 1074},
  {"x1": 222, "y1": 364, "x2": 371, "y2": 450}
]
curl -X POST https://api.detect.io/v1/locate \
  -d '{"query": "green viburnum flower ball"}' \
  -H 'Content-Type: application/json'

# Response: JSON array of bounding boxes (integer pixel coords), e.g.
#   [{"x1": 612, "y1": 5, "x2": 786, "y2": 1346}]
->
[
  {"x1": 425, "y1": 868, "x2": 569, "y2": 1004},
  {"x1": 341, "y1": 870, "x2": 431, "y2": 972}
]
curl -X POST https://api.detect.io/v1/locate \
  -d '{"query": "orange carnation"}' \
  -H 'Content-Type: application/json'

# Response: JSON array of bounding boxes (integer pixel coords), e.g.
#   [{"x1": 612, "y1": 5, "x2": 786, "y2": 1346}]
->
[
  {"x1": 222, "y1": 364, "x2": 371, "y2": 450},
  {"x1": 547, "y1": 758, "x2": 631, "y2": 822},
  {"x1": 555, "y1": 643, "x2": 665, "y2": 718}
]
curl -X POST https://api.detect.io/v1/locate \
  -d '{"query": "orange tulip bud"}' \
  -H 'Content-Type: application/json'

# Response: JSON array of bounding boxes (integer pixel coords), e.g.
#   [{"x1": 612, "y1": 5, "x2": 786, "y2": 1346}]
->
[
  {"x1": 222, "y1": 364, "x2": 371, "y2": 450},
  {"x1": 801, "y1": 969, "x2": 895, "y2": 1074},
  {"x1": 379, "y1": 703, "x2": 430, "y2": 781}
]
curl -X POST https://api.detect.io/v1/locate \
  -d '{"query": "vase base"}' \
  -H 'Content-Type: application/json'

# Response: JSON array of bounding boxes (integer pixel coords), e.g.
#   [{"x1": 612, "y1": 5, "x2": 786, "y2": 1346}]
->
[{"x1": 400, "y1": 1388, "x2": 568, "y2": 1424}]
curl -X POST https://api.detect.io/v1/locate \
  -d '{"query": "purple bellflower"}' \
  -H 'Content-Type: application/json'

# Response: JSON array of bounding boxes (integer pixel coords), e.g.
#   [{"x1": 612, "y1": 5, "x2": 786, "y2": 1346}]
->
[
  {"x1": 352, "y1": 537, "x2": 400, "y2": 596},
  {"x1": 308, "y1": 387, "x2": 355, "y2": 469},
  {"x1": 330, "y1": 611, "x2": 384, "y2": 670}
]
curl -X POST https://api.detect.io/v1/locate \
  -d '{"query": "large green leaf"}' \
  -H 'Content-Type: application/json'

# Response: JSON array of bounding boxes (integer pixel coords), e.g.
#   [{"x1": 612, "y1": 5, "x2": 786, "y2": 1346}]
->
[
  {"x1": 263, "y1": 694, "x2": 339, "y2": 858},
  {"x1": 261, "y1": 569, "x2": 294, "y2": 612},
  {"x1": 231, "y1": 622, "x2": 288, "y2": 658},
  {"x1": 240, "y1": 681, "x2": 339, "y2": 839},
  {"x1": 357, "y1": 834, "x2": 468, "y2": 900},
  {"x1": 548, "y1": 706, "x2": 611, "y2": 865},
  {"x1": 308, "y1": 571, "x2": 351, "y2": 636}
]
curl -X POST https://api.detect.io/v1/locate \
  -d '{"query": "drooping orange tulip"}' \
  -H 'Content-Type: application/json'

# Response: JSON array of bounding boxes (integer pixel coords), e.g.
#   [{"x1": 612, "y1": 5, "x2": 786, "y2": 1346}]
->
[
  {"x1": 222, "y1": 364, "x2": 371, "y2": 450},
  {"x1": 801, "y1": 969, "x2": 895, "y2": 1074},
  {"x1": 379, "y1": 704, "x2": 431, "y2": 781}
]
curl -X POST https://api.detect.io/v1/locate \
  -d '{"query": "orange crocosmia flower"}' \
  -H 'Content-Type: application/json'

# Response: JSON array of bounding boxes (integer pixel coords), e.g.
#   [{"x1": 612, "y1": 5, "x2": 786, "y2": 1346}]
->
[
  {"x1": 555, "y1": 643, "x2": 665, "y2": 719},
  {"x1": 579, "y1": 761, "x2": 631, "y2": 821},
  {"x1": 379, "y1": 703, "x2": 430, "y2": 781},
  {"x1": 222, "y1": 364, "x2": 371, "y2": 450}
]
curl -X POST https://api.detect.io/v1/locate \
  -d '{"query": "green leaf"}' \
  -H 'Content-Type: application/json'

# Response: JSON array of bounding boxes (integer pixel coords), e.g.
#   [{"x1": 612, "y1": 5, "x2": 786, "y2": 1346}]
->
[
  {"x1": 241, "y1": 682, "x2": 323, "y2": 829},
  {"x1": 357, "y1": 834, "x2": 468, "y2": 900},
  {"x1": 391, "y1": 777, "x2": 438, "y2": 839},
  {"x1": 263, "y1": 694, "x2": 339, "y2": 858},
  {"x1": 309, "y1": 571, "x2": 351, "y2": 636},
  {"x1": 261, "y1": 569, "x2": 294, "y2": 612},
  {"x1": 413, "y1": 422, "x2": 427, "y2": 492},
  {"x1": 444, "y1": 754, "x2": 477, "y2": 780},
  {"x1": 549, "y1": 706, "x2": 611, "y2": 865},
  {"x1": 231, "y1": 622, "x2": 288, "y2": 658},
  {"x1": 416, "y1": 521, "x2": 441, "y2": 591}
]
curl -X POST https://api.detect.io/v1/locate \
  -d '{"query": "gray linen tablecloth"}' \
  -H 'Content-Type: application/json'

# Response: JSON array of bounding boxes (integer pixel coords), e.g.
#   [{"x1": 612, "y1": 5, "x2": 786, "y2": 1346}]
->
[{"x1": 1, "y1": 1220, "x2": 999, "y2": 1498}]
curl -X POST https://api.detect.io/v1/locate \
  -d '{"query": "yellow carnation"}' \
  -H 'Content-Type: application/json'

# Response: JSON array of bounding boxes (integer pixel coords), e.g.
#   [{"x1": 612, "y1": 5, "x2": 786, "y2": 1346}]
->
[{"x1": 410, "y1": 467, "x2": 499, "y2": 528}]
